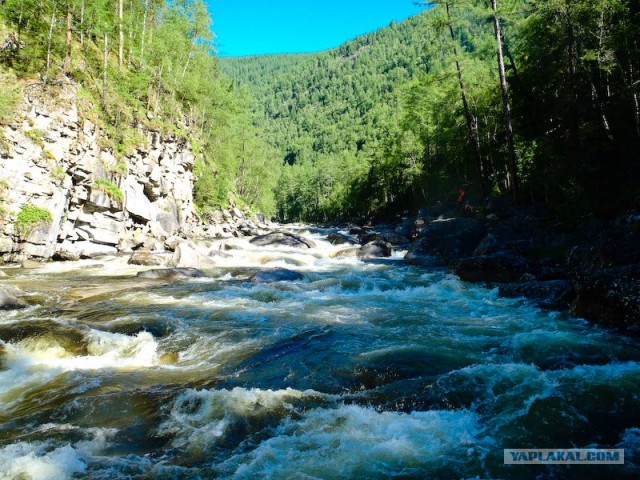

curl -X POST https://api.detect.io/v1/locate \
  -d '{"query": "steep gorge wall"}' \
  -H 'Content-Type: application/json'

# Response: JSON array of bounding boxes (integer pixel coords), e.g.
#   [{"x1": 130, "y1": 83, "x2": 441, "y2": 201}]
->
[{"x1": 0, "y1": 80, "x2": 197, "y2": 262}]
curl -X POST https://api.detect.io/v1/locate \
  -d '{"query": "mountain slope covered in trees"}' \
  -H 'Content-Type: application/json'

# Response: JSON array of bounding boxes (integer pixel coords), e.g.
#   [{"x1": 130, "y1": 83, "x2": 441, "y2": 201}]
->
[
  {"x1": 223, "y1": 0, "x2": 640, "y2": 223},
  {"x1": 0, "y1": 0, "x2": 279, "y2": 215}
]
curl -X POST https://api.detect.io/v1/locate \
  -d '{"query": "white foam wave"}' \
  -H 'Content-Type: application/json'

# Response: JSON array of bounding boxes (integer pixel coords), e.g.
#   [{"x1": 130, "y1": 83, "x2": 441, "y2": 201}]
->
[
  {"x1": 221, "y1": 405, "x2": 490, "y2": 479},
  {"x1": 159, "y1": 387, "x2": 326, "y2": 452}
]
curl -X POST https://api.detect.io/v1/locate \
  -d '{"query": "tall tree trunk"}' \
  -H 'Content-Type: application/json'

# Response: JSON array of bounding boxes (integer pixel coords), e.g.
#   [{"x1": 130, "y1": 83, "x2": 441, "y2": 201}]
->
[
  {"x1": 445, "y1": 2, "x2": 488, "y2": 199},
  {"x1": 80, "y1": 0, "x2": 84, "y2": 47},
  {"x1": 118, "y1": 0, "x2": 124, "y2": 68},
  {"x1": 491, "y1": 0, "x2": 520, "y2": 203},
  {"x1": 64, "y1": 2, "x2": 72, "y2": 74},
  {"x1": 103, "y1": 33, "x2": 109, "y2": 106},
  {"x1": 565, "y1": 0, "x2": 580, "y2": 175},
  {"x1": 45, "y1": 3, "x2": 57, "y2": 84},
  {"x1": 140, "y1": 0, "x2": 148, "y2": 64}
]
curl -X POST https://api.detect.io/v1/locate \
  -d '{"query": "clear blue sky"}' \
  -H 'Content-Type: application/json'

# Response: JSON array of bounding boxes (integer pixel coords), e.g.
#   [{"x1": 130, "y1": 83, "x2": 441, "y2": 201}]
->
[{"x1": 206, "y1": 1, "x2": 425, "y2": 57}]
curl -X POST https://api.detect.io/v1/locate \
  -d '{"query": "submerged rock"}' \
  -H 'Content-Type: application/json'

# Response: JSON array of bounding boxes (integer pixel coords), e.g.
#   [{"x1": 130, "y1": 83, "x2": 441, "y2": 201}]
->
[
  {"x1": 250, "y1": 268, "x2": 304, "y2": 283},
  {"x1": 358, "y1": 241, "x2": 392, "y2": 259},
  {"x1": 137, "y1": 268, "x2": 206, "y2": 280},
  {"x1": 250, "y1": 232, "x2": 316, "y2": 249},
  {"x1": 0, "y1": 286, "x2": 28, "y2": 310}
]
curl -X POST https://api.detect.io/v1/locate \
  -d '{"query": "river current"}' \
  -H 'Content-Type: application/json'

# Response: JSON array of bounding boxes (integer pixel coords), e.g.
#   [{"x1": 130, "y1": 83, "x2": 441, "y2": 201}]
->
[{"x1": 0, "y1": 227, "x2": 639, "y2": 479}]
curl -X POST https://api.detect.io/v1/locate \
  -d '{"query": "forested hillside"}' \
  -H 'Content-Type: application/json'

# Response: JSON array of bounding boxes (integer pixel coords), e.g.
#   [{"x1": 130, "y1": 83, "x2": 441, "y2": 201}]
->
[
  {"x1": 223, "y1": 0, "x2": 640, "y2": 223},
  {"x1": 0, "y1": 0, "x2": 279, "y2": 215}
]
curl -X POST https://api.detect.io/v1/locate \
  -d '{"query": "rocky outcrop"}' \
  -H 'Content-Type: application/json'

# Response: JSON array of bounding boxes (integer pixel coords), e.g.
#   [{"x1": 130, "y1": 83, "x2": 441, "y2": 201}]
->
[{"x1": 0, "y1": 80, "x2": 197, "y2": 263}]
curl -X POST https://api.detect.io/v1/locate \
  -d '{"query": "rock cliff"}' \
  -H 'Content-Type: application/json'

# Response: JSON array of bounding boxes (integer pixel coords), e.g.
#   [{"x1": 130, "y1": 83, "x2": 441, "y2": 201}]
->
[{"x1": 0, "y1": 80, "x2": 197, "y2": 262}]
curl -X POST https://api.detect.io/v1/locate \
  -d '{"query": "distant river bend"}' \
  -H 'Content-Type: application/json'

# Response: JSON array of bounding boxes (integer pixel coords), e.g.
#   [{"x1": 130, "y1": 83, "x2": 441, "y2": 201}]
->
[{"x1": 1, "y1": 227, "x2": 639, "y2": 479}]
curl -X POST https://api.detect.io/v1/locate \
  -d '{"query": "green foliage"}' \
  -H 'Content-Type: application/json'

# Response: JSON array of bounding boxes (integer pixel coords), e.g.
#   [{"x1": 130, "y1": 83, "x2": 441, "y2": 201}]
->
[
  {"x1": 15, "y1": 204, "x2": 53, "y2": 237},
  {"x1": 51, "y1": 165, "x2": 66, "y2": 181},
  {"x1": 26, "y1": 128, "x2": 45, "y2": 147},
  {"x1": 93, "y1": 179, "x2": 124, "y2": 202},
  {"x1": 0, "y1": 0, "x2": 278, "y2": 215},
  {"x1": 0, "y1": 67, "x2": 21, "y2": 125}
]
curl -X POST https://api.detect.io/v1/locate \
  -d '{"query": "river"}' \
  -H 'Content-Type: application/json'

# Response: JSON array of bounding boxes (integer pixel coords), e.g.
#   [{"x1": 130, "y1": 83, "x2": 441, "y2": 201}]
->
[{"x1": 1, "y1": 227, "x2": 639, "y2": 479}]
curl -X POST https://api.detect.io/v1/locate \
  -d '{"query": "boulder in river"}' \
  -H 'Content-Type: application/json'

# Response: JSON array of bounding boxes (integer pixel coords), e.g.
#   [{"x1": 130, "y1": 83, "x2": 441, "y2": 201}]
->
[
  {"x1": 128, "y1": 251, "x2": 166, "y2": 266},
  {"x1": 170, "y1": 243, "x2": 217, "y2": 269},
  {"x1": 327, "y1": 233, "x2": 358, "y2": 246},
  {"x1": 454, "y1": 253, "x2": 529, "y2": 283},
  {"x1": 250, "y1": 268, "x2": 303, "y2": 283},
  {"x1": 358, "y1": 241, "x2": 392, "y2": 259},
  {"x1": 250, "y1": 232, "x2": 316, "y2": 249},
  {"x1": 405, "y1": 218, "x2": 486, "y2": 266},
  {"x1": 0, "y1": 286, "x2": 28, "y2": 310},
  {"x1": 137, "y1": 268, "x2": 206, "y2": 280},
  {"x1": 332, "y1": 247, "x2": 361, "y2": 259}
]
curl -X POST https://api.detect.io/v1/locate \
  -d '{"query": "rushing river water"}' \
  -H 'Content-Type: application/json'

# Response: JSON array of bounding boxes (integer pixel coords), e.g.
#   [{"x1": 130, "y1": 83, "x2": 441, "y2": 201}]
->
[{"x1": 1, "y1": 227, "x2": 639, "y2": 479}]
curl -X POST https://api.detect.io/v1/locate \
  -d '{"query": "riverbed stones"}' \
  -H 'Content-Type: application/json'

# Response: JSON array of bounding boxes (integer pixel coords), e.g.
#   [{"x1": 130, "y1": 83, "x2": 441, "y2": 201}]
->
[
  {"x1": 454, "y1": 253, "x2": 529, "y2": 283},
  {"x1": 170, "y1": 243, "x2": 217, "y2": 269},
  {"x1": 250, "y1": 232, "x2": 316, "y2": 249}
]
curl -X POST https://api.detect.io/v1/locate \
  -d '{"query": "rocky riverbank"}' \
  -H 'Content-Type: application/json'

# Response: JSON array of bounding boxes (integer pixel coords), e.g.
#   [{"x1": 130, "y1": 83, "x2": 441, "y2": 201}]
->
[
  {"x1": 0, "y1": 79, "x2": 273, "y2": 265},
  {"x1": 335, "y1": 202, "x2": 640, "y2": 330}
]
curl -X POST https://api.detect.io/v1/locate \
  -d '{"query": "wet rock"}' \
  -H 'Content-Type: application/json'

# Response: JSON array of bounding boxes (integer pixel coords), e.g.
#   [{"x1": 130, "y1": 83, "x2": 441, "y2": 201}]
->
[
  {"x1": 454, "y1": 253, "x2": 529, "y2": 283},
  {"x1": 21, "y1": 259, "x2": 43, "y2": 269},
  {"x1": 406, "y1": 218, "x2": 486, "y2": 266},
  {"x1": 358, "y1": 241, "x2": 392, "y2": 259},
  {"x1": 170, "y1": 243, "x2": 217, "y2": 269},
  {"x1": 164, "y1": 236, "x2": 181, "y2": 252},
  {"x1": 499, "y1": 280, "x2": 574, "y2": 310},
  {"x1": 571, "y1": 264, "x2": 640, "y2": 327},
  {"x1": 473, "y1": 234, "x2": 506, "y2": 257},
  {"x1": 331, "y1": 247, "x2": 361, "y2": 259},
  {"x1": 0, "y1": 286, "x2": 28, "y2": 310},
  {"x1": 250, "y1": 232, "x2": 316, "y2": 249},
  {"x1": 128, "y1": 251, "x2": 166, "y2": 266},
  {"x1": 77, "y1": 241, "x2": 118, "y2": 258},
  {"x1": 250, "y1": 268, "x2": 303, "y2": 283},
  {"x1": 327, "y1": 233, "x2": 358, "y2": 246},
  {"x1": 136, "y1": 268, "x2": 206, "y2": 280}
]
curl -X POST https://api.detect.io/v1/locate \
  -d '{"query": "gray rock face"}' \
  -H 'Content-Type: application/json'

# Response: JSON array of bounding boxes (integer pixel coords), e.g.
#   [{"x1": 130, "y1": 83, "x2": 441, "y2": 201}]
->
[
  {"x1": 0, "y1": 81, "x2": 197, "y2": 263},
  {"x1": 250, "y1": 268, "x2": 304, "y2": 283},
  {"x1": 358, "y1": 241, "x2": 393, "y2": 259},
  {"x1": 250, "y1": 232, "x2": 316, "y2": 249}
]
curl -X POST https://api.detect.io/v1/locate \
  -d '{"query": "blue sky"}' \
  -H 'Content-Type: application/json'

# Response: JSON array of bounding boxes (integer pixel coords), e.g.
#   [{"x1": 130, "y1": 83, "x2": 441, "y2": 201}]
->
[{"x1": 206, "y1": 1, "x2": 425, "y2": 57}]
